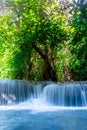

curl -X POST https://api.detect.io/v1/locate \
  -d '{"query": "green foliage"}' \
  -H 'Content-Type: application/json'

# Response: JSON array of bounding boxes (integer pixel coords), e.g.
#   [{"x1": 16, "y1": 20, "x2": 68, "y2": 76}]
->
[
  {"x1": 1, "y1": 0, "x2": 87, "y2": 81},
  {"x1": 0, "y1": 0, "x2": 68, "y2": 81},
  {"x1": 70, "y1": 5, "x2": 87, "y2": 80}
]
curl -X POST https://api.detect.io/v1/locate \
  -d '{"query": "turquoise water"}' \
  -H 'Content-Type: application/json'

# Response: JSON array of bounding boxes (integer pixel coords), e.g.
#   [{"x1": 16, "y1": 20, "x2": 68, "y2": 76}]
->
[
  {"x1": 0, "y1": 108, "x2": 87, "y2": 130},
  {"x1": 0, "y1": 80, "x2": 87, "y2": 130}
]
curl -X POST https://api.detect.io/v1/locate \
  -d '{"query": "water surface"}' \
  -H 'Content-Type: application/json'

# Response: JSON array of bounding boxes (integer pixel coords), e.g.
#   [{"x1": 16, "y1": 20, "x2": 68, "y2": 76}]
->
[{"x1": 0, "y1": 106, "x2": 87, "y2": 130}]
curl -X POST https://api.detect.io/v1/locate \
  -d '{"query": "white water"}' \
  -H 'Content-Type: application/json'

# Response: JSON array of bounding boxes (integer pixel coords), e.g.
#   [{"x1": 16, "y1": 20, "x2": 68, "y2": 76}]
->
[
  {"x1": 1, "y1": 80, "x2": 87, "y2": 130},
  {"x1": 0, "y1": 98, "x2": 87, "y2": 112},
  {"x1": 0, "y1": 79, "x2": 87, "y2": 111}
]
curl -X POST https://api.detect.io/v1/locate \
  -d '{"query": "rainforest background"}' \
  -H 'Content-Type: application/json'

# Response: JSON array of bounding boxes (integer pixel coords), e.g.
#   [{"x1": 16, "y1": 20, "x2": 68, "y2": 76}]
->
[{"x1": 0, "y1": 0, "x2": 87, "y2": 82}]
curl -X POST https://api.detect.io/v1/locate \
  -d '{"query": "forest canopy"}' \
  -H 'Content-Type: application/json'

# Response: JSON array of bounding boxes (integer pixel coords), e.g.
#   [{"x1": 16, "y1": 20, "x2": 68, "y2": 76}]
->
[{"x1": 0, "y1": 0, "x2": 87, "y2": 81}]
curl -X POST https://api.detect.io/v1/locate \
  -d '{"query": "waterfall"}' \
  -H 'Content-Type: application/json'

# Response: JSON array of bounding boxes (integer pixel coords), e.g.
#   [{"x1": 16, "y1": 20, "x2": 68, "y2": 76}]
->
[
  {"x1": 43, "y1": 83, "x2": 87, "y2": 106},
  {"x1": 0, "y1": 79, "x2": 54, "y2": 105},
  {"x1": 0, "y1": 79, "x2": 87, "y2": 106},
  {"x1": 0, "y1": 79, "x2": 33, "y2": 105}
]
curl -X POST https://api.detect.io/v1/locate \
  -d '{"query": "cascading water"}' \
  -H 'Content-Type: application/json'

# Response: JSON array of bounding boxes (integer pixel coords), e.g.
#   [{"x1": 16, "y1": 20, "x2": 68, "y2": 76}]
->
[
  {"x1": 43, "y1": 83, "x2": 87, "y2": 106},
  {"x1": 0, "y1": 79, "x2": 87, "y2": 107},
  {"x1": 0, "y1": 79, "x2": 87, "y2": 130},
  {"x1": 0, "y1": 79, "x2": 54, "y2": 106}
]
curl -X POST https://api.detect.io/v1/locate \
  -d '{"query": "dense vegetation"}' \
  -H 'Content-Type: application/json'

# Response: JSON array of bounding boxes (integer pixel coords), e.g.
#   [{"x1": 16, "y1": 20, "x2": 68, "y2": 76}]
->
[{"x1": 0, "y1": 0, "x2": 87, "y2": 82}]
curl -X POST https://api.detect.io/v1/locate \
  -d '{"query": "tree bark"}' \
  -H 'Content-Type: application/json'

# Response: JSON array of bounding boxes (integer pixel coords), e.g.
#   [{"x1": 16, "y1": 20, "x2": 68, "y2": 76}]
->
[{"x1": 34, "y1": 44, "x2": 57, "y2": 81}]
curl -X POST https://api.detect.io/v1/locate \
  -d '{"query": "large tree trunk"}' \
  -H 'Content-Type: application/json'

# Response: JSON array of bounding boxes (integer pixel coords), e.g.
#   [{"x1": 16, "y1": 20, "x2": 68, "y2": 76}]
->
[
  {"x1": 40, "y1": 63, "x2": 57, "y2": 81},
  {"x1": 34, "y1": 44, "x2": 57, "y2": 81}
]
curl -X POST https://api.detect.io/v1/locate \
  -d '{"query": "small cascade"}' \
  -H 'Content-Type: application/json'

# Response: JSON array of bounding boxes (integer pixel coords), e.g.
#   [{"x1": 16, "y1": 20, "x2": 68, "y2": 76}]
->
[
  {"x1": 0, "y1": 79, "x2": 87, "y2": 107},
  {"x1": 0, "y1": 79, "x2": 33, "y2": 105},
  {"x1": 0, "y1": 79, "x2": 54, "y2": 105},
  {"x1": 43, "y1": 83, "x2": 87, "y2": 106}
]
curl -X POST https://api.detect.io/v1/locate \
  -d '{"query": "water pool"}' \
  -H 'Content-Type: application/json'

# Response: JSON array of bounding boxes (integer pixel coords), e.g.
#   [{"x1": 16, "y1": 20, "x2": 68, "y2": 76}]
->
[
  {"x1": 0, "y1": 107, "x2": 87, "y2": 130},
  {"x1": 0, "y1": 79, "x2": 87, "y2": 130}
]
